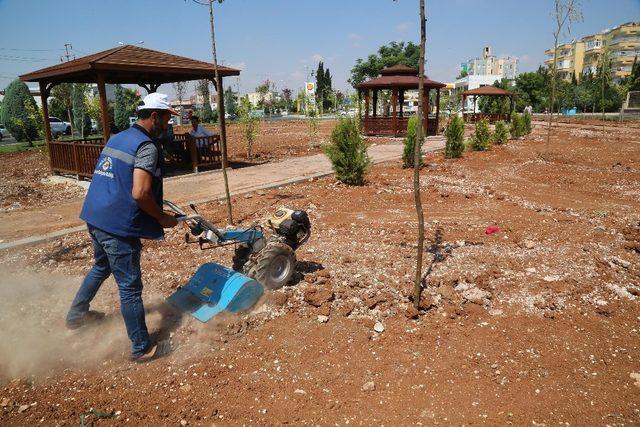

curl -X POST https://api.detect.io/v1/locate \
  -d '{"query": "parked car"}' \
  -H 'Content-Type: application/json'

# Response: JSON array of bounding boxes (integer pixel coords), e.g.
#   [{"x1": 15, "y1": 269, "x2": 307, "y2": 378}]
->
[
  {"x1": 0, "y1": 124, "x2": 11, "y2": 141},
  {"x1": 49, "y1": 117, "x2": 72, "y2": 138},
  {"x1": 90, "y1": 119, "x2": 98, "y2": 134}
]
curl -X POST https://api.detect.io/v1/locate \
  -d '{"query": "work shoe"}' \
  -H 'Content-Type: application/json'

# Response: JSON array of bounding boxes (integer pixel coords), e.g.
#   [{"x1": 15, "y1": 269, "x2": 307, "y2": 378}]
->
[
  {"x1": 130, "y1": 343, "x2": 159, "y2": 363},
  {"x1": 65, "y1": 310, "x2": 106, "y2": 330}
]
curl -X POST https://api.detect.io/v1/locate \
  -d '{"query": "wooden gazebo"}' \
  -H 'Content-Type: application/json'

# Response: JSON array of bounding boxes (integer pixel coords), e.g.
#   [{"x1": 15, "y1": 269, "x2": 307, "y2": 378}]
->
[
  {"x1": 356, "y1": 64, "x2": 446, "y2": 137},
  {"x1": 20, "y1": 45, "x2": 240, "y2": 178},
  {"x1": 461, "y1": 86, "x2": 514, "y2": 123}
]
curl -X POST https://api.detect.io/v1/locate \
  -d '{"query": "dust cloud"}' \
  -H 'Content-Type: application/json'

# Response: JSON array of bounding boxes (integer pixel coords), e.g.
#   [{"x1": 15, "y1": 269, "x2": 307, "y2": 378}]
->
[{"x1": 0, "y1": 269, "x2": 131, "y2": 380}]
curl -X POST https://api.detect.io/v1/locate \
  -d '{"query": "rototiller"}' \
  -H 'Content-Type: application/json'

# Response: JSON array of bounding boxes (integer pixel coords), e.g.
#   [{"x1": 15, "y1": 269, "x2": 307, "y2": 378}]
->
[{"x1": 163, "y1": 201, "x2": 311, "y2": 322}]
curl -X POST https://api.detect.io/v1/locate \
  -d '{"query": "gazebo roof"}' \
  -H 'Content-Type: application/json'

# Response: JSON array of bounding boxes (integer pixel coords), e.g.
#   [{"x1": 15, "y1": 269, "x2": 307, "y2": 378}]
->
[
  {"x1": 461, "y1": 86, "x2": 513, "y2": 97},
  {"x1": 357, "y1": 64, "x2": 446, "y2": 90},
  {"x1": 20, "y1": 45, "x2": 241, "y2": 85}
]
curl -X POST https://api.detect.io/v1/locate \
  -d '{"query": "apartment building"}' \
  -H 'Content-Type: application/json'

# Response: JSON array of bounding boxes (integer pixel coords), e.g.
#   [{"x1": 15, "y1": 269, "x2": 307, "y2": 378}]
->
[
  {"x1": 545, "y1": 21, "x2": 639, "y2": 83},
  {"x1": 455, "y1": 47, "x2": 518, "y2": 112}
]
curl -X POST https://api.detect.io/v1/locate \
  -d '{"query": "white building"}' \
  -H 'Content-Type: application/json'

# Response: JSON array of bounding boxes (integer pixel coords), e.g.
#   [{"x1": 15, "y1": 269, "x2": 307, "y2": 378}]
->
[{"x1": 455, "y1": 47, "x2": 518, "y2": 112}]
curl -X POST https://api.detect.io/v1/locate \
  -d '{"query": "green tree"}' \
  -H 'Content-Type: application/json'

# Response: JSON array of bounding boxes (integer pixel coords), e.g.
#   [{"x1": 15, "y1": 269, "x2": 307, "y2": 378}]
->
[
  {"x1": 510, "y1": 112, "x2": 526, "y2": 138},
  {"x1": 238, "y1": 96, "x2": 260, "y2": 159},
  {"x1": 492, "y1": 120, "x2": 510, "y2": 145},
  {"x1": 349, "y1": 41, "x2": 420, "y2": 87},
  {"x1": 1, "y1": 79, "x2": 40, "y2": 143},
  {"x1": 523, "y1": 111, "x2": 532, "y2": 134},
  {"x1": 624, "y1": 56, "x2": 640, "y2": 92},
  {"x1": 197, "y1": 79, "x2": 216, "y2": 123},
  {"x1": 402, "y1": 116, "x2": 422, "y2": 168},
  {"x1": 72, "y1": 84, "x2": 92, "y2": 138},
  {"x1": 86, "y1": 96, "x2": 102, "y2": 132},
  {"x1": 470, "y1": 119, "x2": 491, "y2": 151},
  {"x1": 224, "y1": 86, "x2": 237, "y2": 118},
  {"x1": 512, "y1": 69, "x2": 548, "y2": 112},
  {"x1": 50, "y1": 83, "x2": 74, "y2": 133},
  {"x1": 444, "y1": 115, "x2": 465, "y2": 158},
  {"x1": 322, "y1": 117, "x2": 370, "y2": 185}
]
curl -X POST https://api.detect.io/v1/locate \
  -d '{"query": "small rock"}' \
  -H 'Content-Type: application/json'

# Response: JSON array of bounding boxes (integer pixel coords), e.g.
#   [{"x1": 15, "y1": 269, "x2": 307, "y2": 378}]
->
[
  {"x1": 525, "y1": 267, "x2": 537, "y2": 274},
  {"x1": 543, "y1": 275, "x2": 561, "y2": 282},
  {"x1": 180, "y1": 419, "x2": 188, "y2": 426},
  {"x1": 317, "y1": 269, "x2": 331, "y2": 278},
  {"x1": 317, "y1": 315, "x2": 329, "y2": 323},
  {"x1": 631, "y1": 372, "x2": 640, "y2": 388},
  {"x1": 18, "y1": 404, "x2": 29, "y2": 413},
  {"x1": 0, "y1": 397, "x2": 9, "y2": 407},
  {"x1": 373, "y1": 322, "x2": 385, "y2": 333},
  {"x1": 461, "y1": 287, "x2": 491, "y2": 305},
  {"x1": 180, "y1": 384, "x2": 192, "y2": 393},
  {"x1": 294, "y1": 389, "x2": 306, "y2": 395},
  {"x1": 362, "y1": 381, "x2": 376, "y2": 391},
  {"x1": 303, "y1": 288, "x2": 334, "y2": 307},
  {"x1": 609, "y1": 256, "x2": 631, "y2": 269},
  {"x1": 521, "y1": 240, "x2": 535, "y2": 250},
  {"x1": 405, "y1": 305, "x2": 420, "y2": 319},
  {"x1": 244, "y1": 194, "x2": 253, "y2": 199},
  {"x1": 488, "y1": 308, "x2": 504, "y2": 316}
]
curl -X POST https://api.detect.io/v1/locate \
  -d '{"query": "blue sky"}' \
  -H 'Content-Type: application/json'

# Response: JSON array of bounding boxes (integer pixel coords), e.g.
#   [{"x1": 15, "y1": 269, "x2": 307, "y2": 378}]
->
[{"x1": 0, "y1": 0, "x2": 638, "y2": 97}]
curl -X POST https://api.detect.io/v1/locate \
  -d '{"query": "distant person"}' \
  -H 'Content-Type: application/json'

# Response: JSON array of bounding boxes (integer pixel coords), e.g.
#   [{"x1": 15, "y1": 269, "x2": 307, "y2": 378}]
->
[
  {"x1": 189, "y1": 115, "x2": 216, "y2": 148},
  {"x1": 525, "y1": 105, "x2": 533, "y2": 115},
  {"x1": 66, "y1": 92, "x2": 179, "y2": 362}
]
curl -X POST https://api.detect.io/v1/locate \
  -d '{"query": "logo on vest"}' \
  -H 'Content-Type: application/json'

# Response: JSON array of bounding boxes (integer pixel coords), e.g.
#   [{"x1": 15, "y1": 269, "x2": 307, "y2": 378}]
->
[{"x1": 94, "y1": 156, "x2": 114, "y2": 178}]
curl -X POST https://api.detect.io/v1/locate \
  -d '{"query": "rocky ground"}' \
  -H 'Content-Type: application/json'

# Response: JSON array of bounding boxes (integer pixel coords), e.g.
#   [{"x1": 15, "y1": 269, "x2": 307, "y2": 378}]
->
[{"x1": 0, "y1": 122, "x2": 639, "y2": 425}]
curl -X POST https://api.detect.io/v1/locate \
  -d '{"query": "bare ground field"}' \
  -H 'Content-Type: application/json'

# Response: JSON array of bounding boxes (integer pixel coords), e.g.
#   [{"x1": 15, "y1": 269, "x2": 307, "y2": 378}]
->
[{"x1": 0, "y1": 122, "x2": 639, "y2": 425}]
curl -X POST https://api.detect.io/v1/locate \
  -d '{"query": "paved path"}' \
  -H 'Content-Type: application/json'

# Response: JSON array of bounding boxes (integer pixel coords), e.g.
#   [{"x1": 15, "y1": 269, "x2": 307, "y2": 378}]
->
[{"x1": 0, "y1": 137, "x2": 444, "y2": 250}]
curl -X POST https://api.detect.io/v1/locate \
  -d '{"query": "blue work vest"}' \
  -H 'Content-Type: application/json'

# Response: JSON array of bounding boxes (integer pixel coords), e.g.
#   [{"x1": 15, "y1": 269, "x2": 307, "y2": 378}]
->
[{"x1": 80, "y1": 126, "x2": 164, "y2": 240}]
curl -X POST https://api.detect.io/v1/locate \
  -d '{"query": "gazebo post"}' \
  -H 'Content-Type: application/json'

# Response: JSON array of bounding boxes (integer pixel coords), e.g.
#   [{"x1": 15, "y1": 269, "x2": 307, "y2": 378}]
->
[
  {"x1": 509, "y1": 95, "x2": 514, "y2": 121},
  {"x1": 462, "y1": 94, "x2": 466, "y2": 123},
  {"x1": 215, "y1": 74, "x2": 228, "y2": 166},
  {"x1": 364, "y1": 90, "x2": 370, "y2": 119},
  {"x1": 422, "y1": 88, "x2": 430, "y2": 136},
  {"x1": 372, "y1": 90, "x2": 378, "y2": 118},
  {"x1": 473, "y1": 96, "x2": 477, "y2": 123},
  {"x1": 392, "y1": 88, "x2": 398, "y2": 136},
  {"x1": 96, "y1": 73, "x2": 111, "y2": 142},
  {"x1": 38, "y1": 81, "x2": 52, "y2": 144},
  {"x1": 435, "y1": 88, "x2": 441, "y2": 135},
  {"x1": 399, "y1": 89, "x2": 404, "y2": 118}
]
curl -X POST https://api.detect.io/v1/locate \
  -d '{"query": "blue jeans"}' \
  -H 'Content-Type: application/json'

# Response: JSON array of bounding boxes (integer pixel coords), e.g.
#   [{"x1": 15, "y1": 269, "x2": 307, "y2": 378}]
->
[{"x1": 67, "y1": 225, "x2": 150, "y2": 357}]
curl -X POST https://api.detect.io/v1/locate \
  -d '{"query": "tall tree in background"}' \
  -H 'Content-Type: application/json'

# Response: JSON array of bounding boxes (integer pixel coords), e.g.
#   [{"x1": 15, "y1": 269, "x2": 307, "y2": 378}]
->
[
  {"x1": 50, "y1": 83, "x2": 74, "y2": 135},
  {"x1": 72, "y1": 84, "x2": 91, "y2": 138},
  {"x1": 1, "y1": 79, "x2": 40, "y2": 144},
  {"x1": 189, "y1": 0, "x2": 233, "y2": 225},
  {"x1": 349, "y1": 41, "x2": 420, "y2": 87},
  {"x1": 597, "y1": 47, "x2": 612, "y2": 139},
  {"x1": 113, "y1": 85, "x2": 141, "y2": 132},
  {"x1": 224, "y1": 86, "x2": 237, "y2": 117},
  {"x1": 197, "y1": 79, "x2": 216, "y2": 123},
  {"x1": 546, "y1": 0, "x2": 581, "y2": 153},
  {"x1": 172, "y1": 81, "x2": 187, "y2": 123}
]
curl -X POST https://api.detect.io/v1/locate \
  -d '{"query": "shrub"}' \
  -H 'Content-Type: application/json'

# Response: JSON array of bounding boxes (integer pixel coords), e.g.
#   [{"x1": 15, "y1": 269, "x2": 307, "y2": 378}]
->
[
  {"x1": 470, "y1": 119, "x2": 491, "y2": 151},
  {"x1": 510, "y1": 112, "x2": 526, "y2": 138},
  {"x1": 1, "y1": 79, "x2": 40, "y2": 143},
  {"x1": 444, "y1": 115, "x2": 465, "y2": 159},
  {"x1": 523, "y1": 111, "x2": 532, "y2": 134},
  {"x1": 492, "y1": 120, "x2": 510, "y2": 145},
  {"x1": 402, "y1": 116, "x2": 422, "y2": 168},
  {"x1": 323, "y1": 117, "x2": 370, "y2": 185}
]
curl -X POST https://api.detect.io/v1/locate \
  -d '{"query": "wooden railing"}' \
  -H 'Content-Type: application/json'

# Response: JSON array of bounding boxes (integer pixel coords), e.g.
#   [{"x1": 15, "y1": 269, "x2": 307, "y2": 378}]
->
[
  {"x1": 361, "y1": 116, "x2": 439, "y2": 137},
  {"x1": 48, "y1": 138, "x2": 105, "y2": 179},
  {"x1": 186, "y1": 134, "x2": 221, "y2": 173},
  {"x1": 47, "y1": 133, "x2": 221, "y2": 178}
]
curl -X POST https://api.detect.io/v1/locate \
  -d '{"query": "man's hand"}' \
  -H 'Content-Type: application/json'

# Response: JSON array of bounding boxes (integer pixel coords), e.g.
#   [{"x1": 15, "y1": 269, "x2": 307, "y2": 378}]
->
[{"x1": 158, "y1": 212, "x2": 178, "y2": 228}]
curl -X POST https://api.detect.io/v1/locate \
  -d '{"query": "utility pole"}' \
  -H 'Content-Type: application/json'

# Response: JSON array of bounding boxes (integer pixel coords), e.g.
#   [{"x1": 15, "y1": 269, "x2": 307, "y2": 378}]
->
[{"x1": 60, "y1": 43, "x2": 75, "y2": 62}]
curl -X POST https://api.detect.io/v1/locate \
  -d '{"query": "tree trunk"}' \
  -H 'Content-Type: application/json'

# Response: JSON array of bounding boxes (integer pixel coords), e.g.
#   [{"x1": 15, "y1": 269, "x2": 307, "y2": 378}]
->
[
  {"x1": 546, "y1": 34, "x2": 558, "y2": 154},
  {"x1": 208, "y1": 0, "x2": 234, "y2": 225},
  {"x1": 413, "y1": 0, "x2": 427, "y2": 309}
]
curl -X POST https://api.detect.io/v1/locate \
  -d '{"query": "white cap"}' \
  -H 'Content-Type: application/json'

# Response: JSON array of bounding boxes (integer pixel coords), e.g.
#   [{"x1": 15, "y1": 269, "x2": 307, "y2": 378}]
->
[{"x1": 137, "y1": 92, "x2": 179, "y2": 115}]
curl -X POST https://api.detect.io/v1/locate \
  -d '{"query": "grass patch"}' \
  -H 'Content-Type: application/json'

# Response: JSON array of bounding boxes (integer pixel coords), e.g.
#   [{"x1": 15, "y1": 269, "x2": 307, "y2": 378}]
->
[{"x1": 0, "y1": 140, "x2": 46, "y2": 154}]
